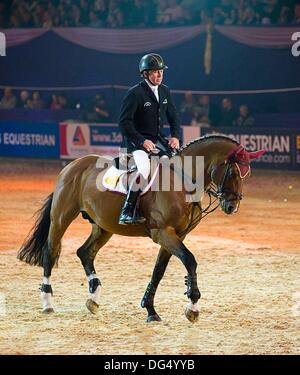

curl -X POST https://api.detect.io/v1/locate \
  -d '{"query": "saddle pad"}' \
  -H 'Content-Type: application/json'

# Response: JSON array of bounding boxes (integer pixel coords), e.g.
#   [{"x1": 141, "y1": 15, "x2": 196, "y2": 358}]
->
[{"x1": 101, "y1": 164, "x2": 160, "y2": 195}]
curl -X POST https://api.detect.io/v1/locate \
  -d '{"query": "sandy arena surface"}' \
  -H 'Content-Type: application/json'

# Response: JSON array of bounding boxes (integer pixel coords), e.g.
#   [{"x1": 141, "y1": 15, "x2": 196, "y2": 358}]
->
[{"x1": 0, "y1": 158, "x2": 299, "y2": 355}]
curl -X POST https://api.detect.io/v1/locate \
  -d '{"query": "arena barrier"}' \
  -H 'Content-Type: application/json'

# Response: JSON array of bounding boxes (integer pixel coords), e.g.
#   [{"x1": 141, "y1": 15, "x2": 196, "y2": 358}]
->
[
  {"x1": 1, "y1": 121, "x2": 299, "y2": 170},
  {"x1": 199, "y1": 127, "x2": 300, "y2": 171},
  {"x1": 59, "y1": 122, "x2": 300, "y2": 170},
  {"x1": 0, "y1": 120, "x2": 60, "y2": 158}
]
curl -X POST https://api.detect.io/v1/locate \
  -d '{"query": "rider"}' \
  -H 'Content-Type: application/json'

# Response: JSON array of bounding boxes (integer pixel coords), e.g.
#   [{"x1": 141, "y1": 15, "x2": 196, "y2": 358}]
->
[{"x1": 118, "y1": 53, "x2": 181, "y2": 225}]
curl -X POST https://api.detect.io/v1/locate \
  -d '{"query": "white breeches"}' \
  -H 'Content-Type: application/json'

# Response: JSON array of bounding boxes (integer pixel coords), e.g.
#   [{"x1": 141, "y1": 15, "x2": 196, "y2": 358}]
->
[{"x1": 132, "y1": 150, "x2": 151, "y2": 180}]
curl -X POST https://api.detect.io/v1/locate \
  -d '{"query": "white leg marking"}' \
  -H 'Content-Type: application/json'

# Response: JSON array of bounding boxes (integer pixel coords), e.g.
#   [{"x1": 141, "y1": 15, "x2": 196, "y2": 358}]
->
[
  {"x1": 187, "y1": 300, "x2": 200, "y2": 312},
  {"x1": 87, "y1": 273, "x2": 98, "y2": 281},
  {"x1": 41, "y1": 277, "x2": 52, "y2": 310},
  {"x1": 90, "y1": 285, "x2": 101, "y2": 305},
  {"x1": 87, "y1": 274, "x2": 101, "y2": 305},
  {"x1": 43, "y1": 276, "x2": 51, "y2": 285},
  {"x1": 41, "y1": 292, "x2": 53, "y2": 310}
]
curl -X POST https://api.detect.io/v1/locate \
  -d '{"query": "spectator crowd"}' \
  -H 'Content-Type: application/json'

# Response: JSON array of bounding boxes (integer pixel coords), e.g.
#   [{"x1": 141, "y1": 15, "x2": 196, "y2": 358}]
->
[
  {"x1": 180, "y1": 93, "x2": 255, "y2": 127},
  {"x1": 0, "y1": 87, "x2": 112, "y2": 122},
  {"x1": 0, "y1": 86, "x2": 255, "y2": 127},
  {"x1": 0, "y1": 0, "x2": 299, "y2": 28}
]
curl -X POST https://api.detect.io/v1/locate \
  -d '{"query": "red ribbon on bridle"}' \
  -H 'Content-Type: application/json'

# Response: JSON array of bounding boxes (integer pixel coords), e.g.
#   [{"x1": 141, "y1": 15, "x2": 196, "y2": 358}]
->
[{"x1": 227, "y1": 145, "x2": 265, "y2": 179}]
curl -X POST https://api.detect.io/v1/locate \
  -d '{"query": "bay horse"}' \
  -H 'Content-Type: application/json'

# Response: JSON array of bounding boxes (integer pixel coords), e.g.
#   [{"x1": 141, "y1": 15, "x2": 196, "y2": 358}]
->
[{"x1": 18, "y1": 135, "x2": 264, "y2": 322}]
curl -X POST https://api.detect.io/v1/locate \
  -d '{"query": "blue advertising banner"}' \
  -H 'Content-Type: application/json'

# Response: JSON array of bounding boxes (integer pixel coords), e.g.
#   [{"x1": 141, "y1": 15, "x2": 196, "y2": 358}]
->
[
  {"x1": 200, "y1": 127, "x2": 300, "y2": 170},
  {"x1": 90, "y1": 125, "x2": 123, "y2": 147},
  {"x1": 0, "y1": 121, "x2": 60, "y2": 158},
  {"x1": 1, "y1": 120, "x2": 299, "y2": 170}
]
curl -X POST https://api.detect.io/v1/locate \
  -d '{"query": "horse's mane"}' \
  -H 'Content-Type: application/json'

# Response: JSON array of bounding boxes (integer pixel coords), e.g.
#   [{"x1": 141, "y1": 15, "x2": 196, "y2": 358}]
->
[{"x1": 179, "y1": 134, "x2": 239, "y2": 153}]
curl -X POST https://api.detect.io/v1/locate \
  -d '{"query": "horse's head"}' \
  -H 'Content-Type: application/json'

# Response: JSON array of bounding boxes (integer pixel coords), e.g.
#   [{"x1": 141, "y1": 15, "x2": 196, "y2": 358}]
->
[{"x1": 211, "y1": 145, "x2": 265, "y2": 215}]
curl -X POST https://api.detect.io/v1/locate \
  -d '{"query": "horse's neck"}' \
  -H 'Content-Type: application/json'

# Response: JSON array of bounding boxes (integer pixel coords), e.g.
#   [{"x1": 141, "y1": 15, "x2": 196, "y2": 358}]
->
[{"x1": 180, "y1": 139, "x2": 236, "y2": 188}]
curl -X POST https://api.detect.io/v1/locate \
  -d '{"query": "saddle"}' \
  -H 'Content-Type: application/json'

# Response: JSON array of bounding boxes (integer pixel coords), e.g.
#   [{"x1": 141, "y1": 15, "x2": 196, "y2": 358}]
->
[
  {"x1": 100, "y1": 145, "x2": 176, "y2": 195},
  {"x1": 101, "y1": 152, "x2": 156, "y2": 195}
]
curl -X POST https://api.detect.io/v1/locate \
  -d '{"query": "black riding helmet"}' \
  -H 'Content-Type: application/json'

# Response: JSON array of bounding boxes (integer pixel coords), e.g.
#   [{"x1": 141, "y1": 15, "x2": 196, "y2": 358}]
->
[{"x1": 139, "y1": 53, "x2": 168, "y2": 75}]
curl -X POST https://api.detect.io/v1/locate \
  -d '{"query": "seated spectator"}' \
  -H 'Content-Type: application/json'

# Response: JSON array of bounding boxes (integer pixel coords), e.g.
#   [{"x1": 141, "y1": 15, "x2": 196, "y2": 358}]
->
[
  {"x1": 18, "y1": 90, "x2": 30, "y2": 108},
  {"x1": 236, "y1": 105, "x2": 255, "y2": 127},
  {"x1": 219, "y1": 97, "x2": 236, "y2": 127},
  {"x1": 80, "y1": 0, "x2": 90, "y2": 25},
  {"x1": 128, "y1": 0, "x2": 147, "y2": 27},
  {"x1": 94, "y1": 0, "x2": 108, "y2": 15},
  {"x1": 32, "y1": 91, "x2": 44, "y2": 109},
  {"x1": 0, "y1": 87, "x2": 17, "y2": 109},
  {"x1": 241, "y1": 7, "x2": 257, "y2": 25},
  {"x1": 180, "y1": 91, "x2": 196, "y2": 116},
  {"x1": 107, "y1": 0, "x2": 124, "y2": 27},
  {"x1": 279, "y1": 5, "x2": 293, "y2": 25},
  {"x1": 89, "y1": 10, "x2": 103, "y2": 27},
  {"x1": 26, "y1": 98, "x2": 34, "y2": 109},
  {"x1": 262, "y1": 0, "x2": 281, "y2": 25},
  {"x1": 191, "y1": 95, "x2": 219, "y2": 127},
  {"x1": 57, "y1": 94, "x2": 68, "y2": 109},
  {"x1": 224, "y1": 8, "x2": 238, "y2": 25},
  {"x1": 85, "y1": 93, "x2": 110, "y2": 122},
  {"x1": 50, "y1": 94, "x2": 63, "y2": 110},
  {"x1": 294, "y1": 3, "x2": 300, "y2": 24},
  {"x1": 164, "y1": 0, "x2": 184, "y2": 26}
]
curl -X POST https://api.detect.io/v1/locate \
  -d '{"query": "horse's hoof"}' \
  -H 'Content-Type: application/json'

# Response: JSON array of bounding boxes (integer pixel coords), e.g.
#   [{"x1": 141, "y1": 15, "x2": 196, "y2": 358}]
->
[
  {"x1": 147, "y1": 314, "x2": 162, "y2": 322},
  {"x1": 86, "y1": 299, "x2": 99, "y2": 314},
  {"x1": 42, "y1": 307, "x2": 54, "y2": 314},
  {"x1": 185, "y1": 307, "x2": 199, "y2": 323}
]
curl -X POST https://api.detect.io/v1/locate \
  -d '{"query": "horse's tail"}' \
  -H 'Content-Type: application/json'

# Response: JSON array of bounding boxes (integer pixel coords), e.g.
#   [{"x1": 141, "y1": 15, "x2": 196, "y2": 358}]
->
[{"x1": 18, "y1": 193, "x2": 53, "y2": 266}]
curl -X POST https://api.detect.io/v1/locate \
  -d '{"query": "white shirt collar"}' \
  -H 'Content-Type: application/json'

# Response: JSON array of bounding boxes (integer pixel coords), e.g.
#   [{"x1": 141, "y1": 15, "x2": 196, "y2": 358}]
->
[
  {"x1": 145, "y1": 79, "x2": 159, "y2": 101},
  {"x1": 145, "y1": 79, "x2": 159, "y2": 92}
]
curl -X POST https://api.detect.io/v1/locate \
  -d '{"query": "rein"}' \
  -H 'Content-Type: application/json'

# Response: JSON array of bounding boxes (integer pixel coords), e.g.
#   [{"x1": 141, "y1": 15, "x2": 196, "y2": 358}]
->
[{"x1": 177, "y1": 184, "x2": 220, "y2": 238}]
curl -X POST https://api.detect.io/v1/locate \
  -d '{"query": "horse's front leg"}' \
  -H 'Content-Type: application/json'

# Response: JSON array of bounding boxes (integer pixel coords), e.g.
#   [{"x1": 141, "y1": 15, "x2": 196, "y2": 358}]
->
[
  {"x1": 141, "y1": 246, "x2": 172, "y2": 322},
  {"x1": 184, "y1": 274, "x2": 201, "y2": 323},
  {"x1": 151, "y1": 226, "x2": 201, "y2": 323}
]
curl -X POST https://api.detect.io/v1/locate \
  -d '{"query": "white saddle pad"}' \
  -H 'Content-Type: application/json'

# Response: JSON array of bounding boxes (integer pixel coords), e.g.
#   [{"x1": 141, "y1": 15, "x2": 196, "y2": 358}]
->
[{"x1": 101, "y1": 164, "x2": 160, "y2": 195}]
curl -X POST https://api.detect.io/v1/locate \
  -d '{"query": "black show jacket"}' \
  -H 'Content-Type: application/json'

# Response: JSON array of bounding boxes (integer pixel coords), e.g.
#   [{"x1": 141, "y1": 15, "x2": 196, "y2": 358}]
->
[{"x1": 119, "y1": 80, "x2": 181, "y2": 152}]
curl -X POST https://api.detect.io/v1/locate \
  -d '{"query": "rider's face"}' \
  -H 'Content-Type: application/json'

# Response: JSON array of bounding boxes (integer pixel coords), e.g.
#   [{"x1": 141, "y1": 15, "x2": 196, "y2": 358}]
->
[{"x1": 148, "y1": 69, "x2": 164, "y2": 85}]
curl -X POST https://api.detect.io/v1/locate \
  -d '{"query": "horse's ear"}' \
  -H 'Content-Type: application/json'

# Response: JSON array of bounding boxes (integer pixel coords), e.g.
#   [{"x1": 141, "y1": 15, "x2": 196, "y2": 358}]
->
[{"x1": 249, "y1": 149, "x2": 265, "y2": 160}]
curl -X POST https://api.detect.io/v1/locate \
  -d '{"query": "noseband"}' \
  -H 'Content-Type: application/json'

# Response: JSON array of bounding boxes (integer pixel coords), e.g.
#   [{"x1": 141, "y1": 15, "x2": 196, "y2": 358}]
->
[{"x1": 209, "y1": 160, "x2": 244, "y2": 202}]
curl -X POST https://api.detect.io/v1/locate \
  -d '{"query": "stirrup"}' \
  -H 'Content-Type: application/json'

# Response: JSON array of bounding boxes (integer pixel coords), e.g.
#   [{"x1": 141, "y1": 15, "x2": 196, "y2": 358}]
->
[{"x1": 119, "y1": 211, "x2": 146, "y2": 225}]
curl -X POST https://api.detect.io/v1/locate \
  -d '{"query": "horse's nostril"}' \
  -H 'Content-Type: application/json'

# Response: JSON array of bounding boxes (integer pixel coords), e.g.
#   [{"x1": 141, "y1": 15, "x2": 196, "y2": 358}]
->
[{"x1": 227, "y1": 205, "x2": 235, "y2": 214}]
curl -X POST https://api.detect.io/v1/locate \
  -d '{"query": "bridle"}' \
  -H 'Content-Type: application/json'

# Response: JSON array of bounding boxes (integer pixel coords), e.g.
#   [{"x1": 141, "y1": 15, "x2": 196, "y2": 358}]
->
[
  {"x1": 178, "y1": 157, "x2": 245, "y2": 238},
  {"x1": 208, "y1": 159, "x2": 244, "y2": 202}
]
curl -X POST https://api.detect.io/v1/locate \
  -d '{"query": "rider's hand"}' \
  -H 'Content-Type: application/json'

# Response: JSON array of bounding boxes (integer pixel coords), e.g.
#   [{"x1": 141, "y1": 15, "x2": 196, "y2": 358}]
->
[
  {"x1": 168, "y1": 137, "x2": 180, "y2": 149},
  {"x1": 143, "y1": 139, "x2": 156, "y2": 152}
]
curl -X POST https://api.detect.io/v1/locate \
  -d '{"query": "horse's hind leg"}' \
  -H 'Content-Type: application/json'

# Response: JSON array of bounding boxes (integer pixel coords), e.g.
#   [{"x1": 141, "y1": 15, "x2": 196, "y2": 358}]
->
[
  {"x1": 41, "y1": 215, "x2": 77, "y2": 313},
  {"x1": 41, "y1": 190, "x2": 80, "y2": 314},
  {"x1": 141, "y1": 247, "x2": 172, "y2": 322},
  {"x1": 76, "y1": 225, "x2": 112, "y2": 314}
]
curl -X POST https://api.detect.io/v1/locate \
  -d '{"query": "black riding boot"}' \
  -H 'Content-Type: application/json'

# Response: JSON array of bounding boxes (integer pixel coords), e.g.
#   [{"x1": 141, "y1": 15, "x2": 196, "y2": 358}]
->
[{"x1": 118, "y1": 179, "x2": 146, "y2": 225}]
